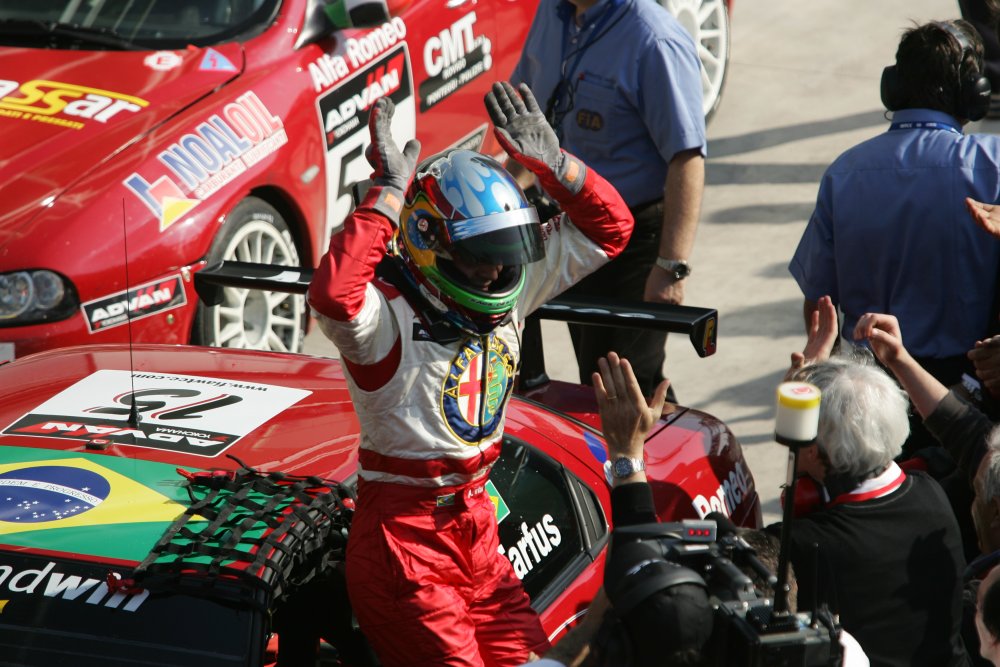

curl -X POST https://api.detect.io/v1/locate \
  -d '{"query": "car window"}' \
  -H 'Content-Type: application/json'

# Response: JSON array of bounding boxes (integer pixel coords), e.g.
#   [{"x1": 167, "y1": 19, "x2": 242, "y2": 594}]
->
[
  {"x1": 490, "y1": 435, "x2": 606, "y2": 601},
  {"x1": 0, "y1": 0, "x2": 278, "y2": 47}
]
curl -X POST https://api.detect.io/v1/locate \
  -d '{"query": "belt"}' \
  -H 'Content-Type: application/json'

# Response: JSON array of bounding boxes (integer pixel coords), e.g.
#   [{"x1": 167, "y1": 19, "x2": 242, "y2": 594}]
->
[{"x1": 629, "y1": 198, "x2": 663, "y2": 216}]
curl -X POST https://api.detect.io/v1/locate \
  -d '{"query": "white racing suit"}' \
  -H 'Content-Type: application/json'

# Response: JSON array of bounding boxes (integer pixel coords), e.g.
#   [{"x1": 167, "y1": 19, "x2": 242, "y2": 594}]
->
[{"x1": 307, "y1": 153, "x2": 632, "y2": 667}]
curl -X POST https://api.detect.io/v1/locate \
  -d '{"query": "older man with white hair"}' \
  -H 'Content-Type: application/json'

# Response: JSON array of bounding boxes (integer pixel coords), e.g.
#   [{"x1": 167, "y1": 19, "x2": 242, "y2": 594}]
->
[{"x1": 772, "y1": 351, "x2": 969, "y2": 667}]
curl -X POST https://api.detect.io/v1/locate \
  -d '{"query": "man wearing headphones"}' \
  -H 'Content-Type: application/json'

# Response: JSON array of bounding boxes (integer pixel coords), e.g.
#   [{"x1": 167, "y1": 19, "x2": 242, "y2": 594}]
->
[{"x1": 789, "y1": 20, "x2": 1000, "y2": 429}]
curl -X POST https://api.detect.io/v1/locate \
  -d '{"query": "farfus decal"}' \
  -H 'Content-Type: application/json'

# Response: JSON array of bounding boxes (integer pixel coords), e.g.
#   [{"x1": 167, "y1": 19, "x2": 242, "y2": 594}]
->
[
  {"x1": 691, "y1": 459, "x2": 753, "y2": 519},
  {"x1": 2, "y1": 370, "x2": 310, "y2": 458},
  {"x1": 419, "y1": 12, "x2": 492, "y2": 112},
  {"x1": 0, "y1": 561, "x2": 148, "y2": 612},
  {"x1": 123, "y1": 91, "x2": 286, "y2": 231},
  {"x1": 308, "y1": 17, "x2": 408, "y2": 92},
  {"x1": 498, "y1": 514, "x2": 562, "y2": 579},
  {"x1": 81, "y1": 275, "x2": 186, "y2": 333},
  {"x1": 0, "y1": 79, "x2": 148, "y2": 130}
]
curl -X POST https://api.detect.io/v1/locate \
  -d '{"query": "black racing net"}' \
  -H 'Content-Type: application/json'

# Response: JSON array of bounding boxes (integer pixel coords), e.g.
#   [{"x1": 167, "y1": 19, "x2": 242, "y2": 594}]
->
[{"x1": 131, "y1": 463, "x2": 353, "y2": 611}]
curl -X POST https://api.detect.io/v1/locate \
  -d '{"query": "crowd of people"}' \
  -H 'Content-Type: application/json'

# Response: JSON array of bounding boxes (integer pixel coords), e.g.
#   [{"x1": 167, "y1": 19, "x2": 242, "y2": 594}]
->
[{"x1": 303, "y1": 1, "x2": 1000, "y2": 665}]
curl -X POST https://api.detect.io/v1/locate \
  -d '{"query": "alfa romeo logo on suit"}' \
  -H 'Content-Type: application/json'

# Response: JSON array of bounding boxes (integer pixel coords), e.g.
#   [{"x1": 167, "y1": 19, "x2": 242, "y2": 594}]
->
[{"x1": 441, "y1": 334, "x2": 515, "y2": 444}]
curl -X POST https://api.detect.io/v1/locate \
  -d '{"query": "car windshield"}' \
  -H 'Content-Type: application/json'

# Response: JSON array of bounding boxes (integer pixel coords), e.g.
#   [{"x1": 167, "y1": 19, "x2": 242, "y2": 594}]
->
[{"x1": 0, "y1": 0, "x2": 280, "y2": 49}]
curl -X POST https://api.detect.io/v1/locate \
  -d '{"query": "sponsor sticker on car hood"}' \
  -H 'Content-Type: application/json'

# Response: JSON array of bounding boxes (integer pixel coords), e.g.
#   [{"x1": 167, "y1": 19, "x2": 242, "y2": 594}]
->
[{"x1": 0, "y1": 44, "x2": 243, "y2": 243}]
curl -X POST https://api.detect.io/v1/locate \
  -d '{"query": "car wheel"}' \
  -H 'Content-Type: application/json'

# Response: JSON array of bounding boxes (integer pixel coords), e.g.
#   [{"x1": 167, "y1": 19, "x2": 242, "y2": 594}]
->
[
  {"x1": 663, "y1": 0, "x2": 731, "y2": 124},
  {"x1": 193, "y1": 197, "x2": 306, "y2": 352}
]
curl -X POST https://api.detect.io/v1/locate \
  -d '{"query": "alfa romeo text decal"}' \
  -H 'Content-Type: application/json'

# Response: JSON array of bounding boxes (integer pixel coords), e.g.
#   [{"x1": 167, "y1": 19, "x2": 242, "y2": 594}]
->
[{"x1": 2, "y1": 370, "x2": 310, "y2": 457}]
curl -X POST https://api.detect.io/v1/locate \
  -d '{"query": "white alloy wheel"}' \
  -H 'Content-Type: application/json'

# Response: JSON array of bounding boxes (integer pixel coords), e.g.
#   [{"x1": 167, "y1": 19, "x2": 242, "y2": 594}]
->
[
  {"x1": 195, "y1": 198, "x2": 305, "y2": 352},
  {"x1": 663, "y1": 0, "x2": 731, "y2": 123}
]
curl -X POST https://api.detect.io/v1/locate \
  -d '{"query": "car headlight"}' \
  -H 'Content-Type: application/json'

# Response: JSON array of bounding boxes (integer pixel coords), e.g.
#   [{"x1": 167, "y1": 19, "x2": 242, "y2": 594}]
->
[{"x1": 0, "y1": 270, "x2": 77, "y2": 325}]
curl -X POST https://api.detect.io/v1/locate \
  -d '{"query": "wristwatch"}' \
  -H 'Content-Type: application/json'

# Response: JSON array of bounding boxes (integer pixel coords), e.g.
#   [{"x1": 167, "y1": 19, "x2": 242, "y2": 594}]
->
[
  {"x1": 655, "y1": 257, "x2": 692, "y2": 281},
  {"x1": 604, "y1": 456, "x2": 646, "y2": 482}
]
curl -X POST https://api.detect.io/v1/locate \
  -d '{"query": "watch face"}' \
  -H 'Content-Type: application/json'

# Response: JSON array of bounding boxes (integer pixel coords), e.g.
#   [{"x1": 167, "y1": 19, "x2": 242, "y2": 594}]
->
[
  {"x1": 674, "y1": 263, "x2": 691, "y2": 279},
  {"x1": 613, "y1": 457, "x2": 635, "y2": 477}
]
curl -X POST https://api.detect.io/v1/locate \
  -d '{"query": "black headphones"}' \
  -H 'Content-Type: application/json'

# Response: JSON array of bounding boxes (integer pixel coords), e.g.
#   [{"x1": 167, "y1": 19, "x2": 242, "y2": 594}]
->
[
  {"x1": 594, "y1": 540, "x2": 710, "y2": 666},
  {"x1": 880, "y1": 21, "x2": 991, "y2": 121}
]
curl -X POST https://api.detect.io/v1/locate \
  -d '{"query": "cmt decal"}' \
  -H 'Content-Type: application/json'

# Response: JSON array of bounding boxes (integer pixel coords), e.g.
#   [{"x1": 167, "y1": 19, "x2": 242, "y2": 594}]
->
[
  {"x1": 81, "y1": 274, "x2": 186, "y2": 333},
  {"x1": 0, "y1": 79, "x2": 148, "y2": 130},
  {"x1": 316, "y1": 43, "x2": 416, "y2": 240},
  {"x1": 691, "y1": 459, "x2": 753, "y2": 519},
  {"x1": 2, "y1": 369, "x2": 310, "y2": 457},
  {"x1": 123, "y1": 91, "x2": 287, "y2": 232},
  {"x1": 0, "y1": 560, "x2": 148, "y2": 612},
  {"x1": 419, "y1": 12, "x2": 492, "y2": 112},
  {"x1": 498, "y1": 514, "x2": 562, "y2": 579}
]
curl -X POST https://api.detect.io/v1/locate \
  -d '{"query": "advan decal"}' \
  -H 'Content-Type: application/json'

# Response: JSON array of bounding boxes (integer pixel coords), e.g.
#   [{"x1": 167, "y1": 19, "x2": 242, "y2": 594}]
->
[
  {"x1": 0, "y1": 79, "x2": 148, "y2": 130},
  {"x1": 123, "y1": 91, "x2": 287, "y2": 232},
  {"x1": 419, "y1": 12, "x2": 492, "y2": 112},
  {"x1": 316, "y1": 42, "x2": 416, "y2": 240},
  {"x1": 2, "y1": 370, "x2": 310, "y2": 457},
  {"x1": 81, "y1": 274, "x2": 186, "y2": 333}
]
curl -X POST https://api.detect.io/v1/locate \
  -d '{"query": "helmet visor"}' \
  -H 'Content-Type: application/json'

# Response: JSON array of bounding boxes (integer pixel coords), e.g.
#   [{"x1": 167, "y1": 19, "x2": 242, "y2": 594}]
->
[{"x1": 445, "y1": 207, "x2": 545, "y2": 265}]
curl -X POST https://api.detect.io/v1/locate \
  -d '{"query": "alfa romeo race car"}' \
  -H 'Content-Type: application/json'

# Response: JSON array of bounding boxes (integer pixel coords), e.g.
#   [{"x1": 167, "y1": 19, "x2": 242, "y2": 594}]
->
[
  {"x1": 0, "y1": 0, "x2": 731, "y2": 364},
  {"x1": 0, "y1": 265, "x2": 759, "y2": 666}
]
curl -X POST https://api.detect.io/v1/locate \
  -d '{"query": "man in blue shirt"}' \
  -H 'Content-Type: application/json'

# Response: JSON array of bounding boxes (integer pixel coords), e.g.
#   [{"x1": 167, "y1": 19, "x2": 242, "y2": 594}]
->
[
  {"x1": 790, "y1": 19, "x2": 1000, "y2": 394},
  {"x1": 511, "y1": 0, "x2": 706, "y2": 396}
]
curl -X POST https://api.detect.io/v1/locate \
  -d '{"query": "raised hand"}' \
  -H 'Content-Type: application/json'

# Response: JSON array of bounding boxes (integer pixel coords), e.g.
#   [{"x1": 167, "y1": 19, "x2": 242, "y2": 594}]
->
[
  {"x1": 484, "y1": 81, "x2": 563, "y2": 176},
  {"x1": 592, "y1": 352, "x2": 669, "y2": 462},
  {"x1": 366, "y1": 97, "x2": 420, "y2": 193},
  {"x1": 966, "y1": 197, "x2": 1000, "y2": 240},
  {"x1": 853, "y1": 312, "x2": 905, "y2": 366}
]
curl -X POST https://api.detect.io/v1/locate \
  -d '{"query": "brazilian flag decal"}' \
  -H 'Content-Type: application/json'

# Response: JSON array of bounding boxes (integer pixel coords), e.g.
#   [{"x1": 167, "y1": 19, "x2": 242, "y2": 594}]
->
[{"x1": 0, "y1": 446, "x2": 199, "y2": 562}]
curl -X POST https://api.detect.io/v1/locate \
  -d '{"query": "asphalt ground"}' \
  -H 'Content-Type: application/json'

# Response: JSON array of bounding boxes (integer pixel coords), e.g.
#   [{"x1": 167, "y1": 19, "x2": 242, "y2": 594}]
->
[{"x1": 306, "y1": 0, "x2": 984, "y2": 525}]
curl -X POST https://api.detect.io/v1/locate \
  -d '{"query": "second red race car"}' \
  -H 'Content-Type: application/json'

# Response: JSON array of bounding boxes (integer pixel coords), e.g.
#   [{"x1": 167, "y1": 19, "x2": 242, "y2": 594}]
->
[{"x1": 0, "y1": 0, "x2": 733, "y2": 364}]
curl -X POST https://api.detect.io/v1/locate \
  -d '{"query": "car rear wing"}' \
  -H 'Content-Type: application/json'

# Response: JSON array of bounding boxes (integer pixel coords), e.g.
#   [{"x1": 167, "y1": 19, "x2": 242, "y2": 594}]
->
[{"x1": 194, "y1": 261, "x2": 718, "y2": 358}]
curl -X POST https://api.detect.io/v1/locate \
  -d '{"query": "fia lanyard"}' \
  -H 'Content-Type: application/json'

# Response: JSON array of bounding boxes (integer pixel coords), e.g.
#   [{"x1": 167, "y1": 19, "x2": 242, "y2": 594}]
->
[
  {"x1": 826, "y1": 464, "x2": 906, "y2": 508},
  {"x1": 889, "y1": 119, "x2": 963, "y2": 135},
  {"x1": 557, "y1": 0, "x2": 625, "y2": 93}
]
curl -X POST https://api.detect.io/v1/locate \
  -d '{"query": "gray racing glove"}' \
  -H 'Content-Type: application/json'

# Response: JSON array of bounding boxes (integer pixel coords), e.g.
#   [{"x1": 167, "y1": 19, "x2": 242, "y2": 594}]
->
[
  {"x1": 484, "y1": 81, "x2": 585, "y2": 195},
  {"x1": 365, "y1": 97, "x2": 420, "y2": 220}
]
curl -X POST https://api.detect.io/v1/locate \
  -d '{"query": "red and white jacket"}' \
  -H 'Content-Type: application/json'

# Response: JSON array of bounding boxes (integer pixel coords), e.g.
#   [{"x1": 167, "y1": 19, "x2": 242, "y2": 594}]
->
[{"x1": 308, "y1": 155, "x2": 633, "y2": 489}]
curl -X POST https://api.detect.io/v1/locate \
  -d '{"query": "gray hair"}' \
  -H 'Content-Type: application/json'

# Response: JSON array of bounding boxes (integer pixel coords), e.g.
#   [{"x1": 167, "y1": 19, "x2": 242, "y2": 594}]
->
[
  {"x1": 978, "y1": 426, "x2": 1000, "y2": 502},
  {"x1": 789, "y1": 348, "x2": 910, "y2": 478}
]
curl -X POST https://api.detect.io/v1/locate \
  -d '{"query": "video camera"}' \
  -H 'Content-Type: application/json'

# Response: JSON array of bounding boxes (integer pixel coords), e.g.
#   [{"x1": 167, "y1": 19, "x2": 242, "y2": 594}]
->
[{"x1": 598, "y1": 518, "x2": 842, "y2": 667}]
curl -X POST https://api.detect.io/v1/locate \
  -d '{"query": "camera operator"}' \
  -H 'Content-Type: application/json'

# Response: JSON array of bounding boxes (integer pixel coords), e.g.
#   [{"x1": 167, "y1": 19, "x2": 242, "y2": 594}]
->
[{"x1": 525, "y1": 352, "x2": 869, "y2": 666}]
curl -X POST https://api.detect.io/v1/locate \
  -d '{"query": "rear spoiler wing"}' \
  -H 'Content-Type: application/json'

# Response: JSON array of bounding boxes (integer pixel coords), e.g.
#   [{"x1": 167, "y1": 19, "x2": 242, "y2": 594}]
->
[{"x1": 194, "y1": 261, "x2": 718, "y2": 358}]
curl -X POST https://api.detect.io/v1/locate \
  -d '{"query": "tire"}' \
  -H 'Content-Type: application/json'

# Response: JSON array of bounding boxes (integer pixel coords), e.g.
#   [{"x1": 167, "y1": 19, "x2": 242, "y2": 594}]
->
[
  {"x1": 663, "y1": 0, "x2": 731, "y2": 125},
  {"x1": 193, "y1": 197, "x2": 306, "y2": 352}
]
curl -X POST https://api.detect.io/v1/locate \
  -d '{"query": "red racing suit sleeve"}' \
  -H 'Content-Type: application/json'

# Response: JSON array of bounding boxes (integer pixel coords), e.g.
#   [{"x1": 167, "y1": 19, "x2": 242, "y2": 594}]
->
[
  {"x1": 307, "y1": 187, "x2": 396, "y2": 323},
  {"x1": 515, "y1": 153, "x2": 634, "y2": 316},
  {"x1": 306, "y1": 187, "x2": 403, "y2": 379},
  {"x1": 532, "y1": 151, "x2": 633, "y2": 260}
]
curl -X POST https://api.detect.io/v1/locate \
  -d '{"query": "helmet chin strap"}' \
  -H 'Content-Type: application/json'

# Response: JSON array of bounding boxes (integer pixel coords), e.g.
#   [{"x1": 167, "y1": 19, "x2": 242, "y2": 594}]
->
[{"x1": 376, "y1": 254, "x2": 511, "y2": 343}]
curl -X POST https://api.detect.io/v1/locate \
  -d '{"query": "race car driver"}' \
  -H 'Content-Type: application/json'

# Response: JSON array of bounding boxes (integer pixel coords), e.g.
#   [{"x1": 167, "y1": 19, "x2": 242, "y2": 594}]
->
[{"x1": 306, "y1": 81, "x2": 634, "y2": 667}]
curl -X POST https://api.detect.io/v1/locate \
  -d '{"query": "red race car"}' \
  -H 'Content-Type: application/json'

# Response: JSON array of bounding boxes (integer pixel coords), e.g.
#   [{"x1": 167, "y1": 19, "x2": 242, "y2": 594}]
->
[
  {"x1": 0, "y1": 265, "x2": 759, "y2": 666},
  {"x1": 0, "y1": 0, "x2": 732, "y2": 364}
]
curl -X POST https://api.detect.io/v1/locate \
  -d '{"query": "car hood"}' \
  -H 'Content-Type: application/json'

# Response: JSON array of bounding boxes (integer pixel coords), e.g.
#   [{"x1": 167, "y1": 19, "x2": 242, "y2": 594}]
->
[
  {"x1": 0, "y1": 44, "x2": 244, "y2": 246},
  {"x1": 0, "y1": 344, "x2": 359, "y2": 564}
]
